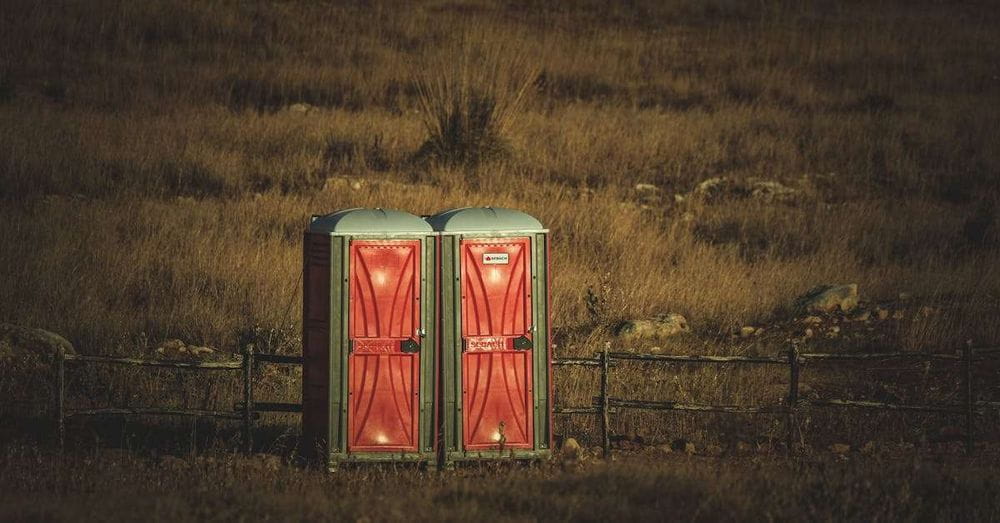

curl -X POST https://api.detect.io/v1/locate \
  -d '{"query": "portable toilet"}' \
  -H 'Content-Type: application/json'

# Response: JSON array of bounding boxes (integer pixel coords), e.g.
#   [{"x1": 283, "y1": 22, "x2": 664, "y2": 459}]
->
[
  {"x1": 427, "y1": 207, "x2": 552, "y2": 467},
  {"x1": 302, "y1": 208, "x2": 436, "y2": 470}
]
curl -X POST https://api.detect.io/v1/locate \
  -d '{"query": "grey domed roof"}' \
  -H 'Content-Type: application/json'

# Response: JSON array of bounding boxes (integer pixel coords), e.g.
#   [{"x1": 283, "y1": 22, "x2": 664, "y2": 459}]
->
[
  {"x1": 308, "y1": 208, "x2": 432, "y2": 234},
  {"x1": 426, "y1": 207, "x2": 546, "y2": 233}
]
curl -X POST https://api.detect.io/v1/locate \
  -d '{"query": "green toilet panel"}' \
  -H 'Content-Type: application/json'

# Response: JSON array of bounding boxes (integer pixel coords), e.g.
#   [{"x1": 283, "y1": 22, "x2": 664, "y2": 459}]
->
[
  {"x1": 429, "y1": 208, "x2": 552, "y2": 465},
  {"x1": 301, "y1": 209, "x2": 436, "y2": 470}
]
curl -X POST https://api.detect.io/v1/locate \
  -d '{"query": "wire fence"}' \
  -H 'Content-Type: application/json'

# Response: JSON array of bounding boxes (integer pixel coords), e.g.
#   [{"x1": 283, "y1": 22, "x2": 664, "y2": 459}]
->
[
  {"x1": 54, "y1": 341, "x2": 999, "y2": 457},
  {"x1": 554, "y1": 342, "x2": 999, "y2": 457}
]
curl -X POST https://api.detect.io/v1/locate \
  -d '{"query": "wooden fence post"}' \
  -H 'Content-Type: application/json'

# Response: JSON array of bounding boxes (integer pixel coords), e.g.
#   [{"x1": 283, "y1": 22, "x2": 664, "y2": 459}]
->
[
  {"x1": 786, "y1": 344, "x2": 800, "y2": 454},
  {"x1": 242, "y1": 343, "x2": 254, "y2": 456},
  {"x1": 56, "y1": 347, "x2": 65, "y2": 453},
  {"x1": 600, "y1": 342, "x2": 611, "y2": 459},
  {"x1": 964, "y1": 341, "x2": 974, "y2": 455}
]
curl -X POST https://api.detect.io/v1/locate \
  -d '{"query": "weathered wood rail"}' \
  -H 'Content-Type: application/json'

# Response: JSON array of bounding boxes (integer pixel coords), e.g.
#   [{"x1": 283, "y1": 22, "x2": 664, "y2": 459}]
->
[
  {"x1": 553, "y1": 342, "x2": 999, "y2": 457},
  {"x1": 54, "y1": 345, "x2": 301, "y2": 454},
  {"x1": 54, "y1": 341, "x2": 999, "y2": 458}
]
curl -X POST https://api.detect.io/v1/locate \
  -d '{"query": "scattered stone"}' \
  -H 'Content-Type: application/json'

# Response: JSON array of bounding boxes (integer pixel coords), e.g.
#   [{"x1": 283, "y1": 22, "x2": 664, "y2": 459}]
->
[
  {"x1": 689, "y1": 177, "x2": 802, "y2": 203},
  {"x1": 851, "y1": 310, "x2": 871, "y2": 322},
  {"x1": 0, "y1": 323, "x2": 75, "y2": 367},
  {"x1": 802, "y1": 316, "x2": 823, "y2": 324},
  {"x1": 671, "y1": 438, "x2": 696, "y2": 455},
  {"x1": 692, "y1": 177, "x2": 736, "y2": 201},
  {"x1": 616, "y1": 313, "x2": 690, "y2": 340},
  {"x1": 673, "y1": 194, "x2": 685, "y2": 203},
  {"x1": 561, "y1": 437, "x2": 582, "y2": 459},
  {"x1": 875, "y1": 308, "x2": 890, "y2": 321},
  {"x1": 634, "y1": 183, "x2": 658, "y2": 192},
  {"x1": 285, "y1": 102, "x2": 314, "y2": 113},
  {"x1": 796, "y1": 284, "x2": 859, "y2": 313},
  {"x1": 739, "y1": 326, "x2": 756, "y2": 337},
  {"x1": 829, "y1": 443, "x2": 851, "y2": 454},
  {"x1": 753, "y1": 327, "x2": 764, "y2": 336},
  {"x1": 154, "y1": 339, "x2": 218, "y2": 360},
  {"x1": 748, "y1": 179, "x2": 799, "y2": 203},
  {"x1": 247, "y1": 454, "x2": 282, "y2": 472},
  {"x1": 804, "y1": 328, "x2": 814, "y2": 338}
]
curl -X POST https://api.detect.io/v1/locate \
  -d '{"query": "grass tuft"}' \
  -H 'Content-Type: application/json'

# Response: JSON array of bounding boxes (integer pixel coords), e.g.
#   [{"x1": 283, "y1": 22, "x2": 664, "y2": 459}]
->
[{"x1": 413, "y1": 32, "x2": 539, "y2": 167}]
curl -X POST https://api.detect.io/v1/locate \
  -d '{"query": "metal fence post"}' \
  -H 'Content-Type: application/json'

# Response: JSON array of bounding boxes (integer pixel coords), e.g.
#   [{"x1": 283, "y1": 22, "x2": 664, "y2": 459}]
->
[
  {"x1": 787, "y1": 344, "x2": 800, "y2": 454},
  {"x1": 600, "y1": 342, "x2": 610, "y2": 459},
  {"x1": 242, "y1": 343, "x2": 254, "y2": 456},
  {"x1": 964, "y1": 341, "x2": 974, "y2": 455},
  {"x1": 56, "y1": 347, "x2": 65, "y2": 453}
]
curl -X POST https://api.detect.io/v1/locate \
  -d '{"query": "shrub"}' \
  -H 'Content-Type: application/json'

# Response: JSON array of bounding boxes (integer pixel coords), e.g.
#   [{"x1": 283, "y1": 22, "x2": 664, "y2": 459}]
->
[{"x1": 413, "y1": 33, "x2": 539, "y2": 167}]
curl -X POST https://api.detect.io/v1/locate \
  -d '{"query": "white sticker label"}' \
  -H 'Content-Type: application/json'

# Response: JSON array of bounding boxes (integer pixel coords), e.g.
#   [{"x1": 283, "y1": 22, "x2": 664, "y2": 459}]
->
[{"x1": 482, "y1": 253, "x2": 509, "y2": 265}]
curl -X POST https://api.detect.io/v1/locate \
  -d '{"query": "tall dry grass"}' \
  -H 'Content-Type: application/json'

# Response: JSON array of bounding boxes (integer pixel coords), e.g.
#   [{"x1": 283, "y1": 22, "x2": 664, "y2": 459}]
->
[{"x1": 1, "y1": 0, "x2": 999, "y2": 446}]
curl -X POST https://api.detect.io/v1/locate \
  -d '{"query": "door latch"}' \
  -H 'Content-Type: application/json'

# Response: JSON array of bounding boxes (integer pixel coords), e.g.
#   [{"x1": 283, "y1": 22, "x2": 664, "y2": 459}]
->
[{"x1": 401, "y1": 339, "x2": 421, "y2": 353}]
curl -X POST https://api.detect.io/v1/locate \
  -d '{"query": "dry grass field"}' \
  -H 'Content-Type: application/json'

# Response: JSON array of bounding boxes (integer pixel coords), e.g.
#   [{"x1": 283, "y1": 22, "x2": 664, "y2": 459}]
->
[{"x1": 2, "y1": 0, "x2": 1000, "y2": 519}]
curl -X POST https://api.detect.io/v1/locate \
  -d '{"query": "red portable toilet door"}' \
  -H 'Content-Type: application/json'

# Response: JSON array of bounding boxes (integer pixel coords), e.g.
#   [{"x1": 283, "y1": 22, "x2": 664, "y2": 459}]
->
[
  {"x1": 460, "y1": 238, "x2": 533, "y2": 450},
  {"x1": 348, "y1": 240, "x2": 420, "y2": 452}
]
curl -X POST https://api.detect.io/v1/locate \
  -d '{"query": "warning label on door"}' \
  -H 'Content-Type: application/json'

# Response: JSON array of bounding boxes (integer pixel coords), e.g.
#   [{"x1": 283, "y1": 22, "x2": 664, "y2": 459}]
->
[{"x1": 482, "y1": 253, "x2": 509, "y2": 265}]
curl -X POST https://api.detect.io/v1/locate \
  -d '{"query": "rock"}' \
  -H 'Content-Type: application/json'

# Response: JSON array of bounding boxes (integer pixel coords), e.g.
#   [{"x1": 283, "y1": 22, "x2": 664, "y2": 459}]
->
[
  {"x1": 692, "y1": 177, "x2": 740, "y2": 201},
  {"x1": 804, "y1": 328, "x2": 814, "y2": 338},
  {"x1": 285, "y1": 103, "x2": 314, "y2": 113},
  {"x1": 154, "y1": 339, "x2": 218, "y2": 359},
  {"x1": 247, "y1": 454, "x2": 282, "y2": 472},
  {"x1": 753, "y1": 327, "x2": 764, "y2": 336},
  {"x1": 634, "y1": 183, "x2": 658, "y2": 192},
  {"x1": 616, "y1": 313, "x2": 689, "y2": 340},
  {"x1": 802, "y1": 316, "x2": 823, "y2": 324},
  {"x1": 673, "y1": 194, "x2": 685, "y2": 203},
  {"x1": 875, "y1": 308, "x2": 890, "y2": 321},
  {"x1": 851, "y1": 310, "x2": 871, "y2": 322},
  {"x1": 739, "y1": 326, "x2": 756, "y2": 337},
  {"x1": 690, "y1": 177, "x2": 801, "y2": 203},
  {"x1": 748, "y1": 179, "x2": 799, "y2": 203},
  {"x1": 829, "y1": 443, "x2": 851, "y2": 454},
  {"x1": 796, "y1": 284, "x2": 859, "y2": 313},
  {"x1": 0, "y1": 323, "x2": 75, "y2": 365},
  {"x1": 160, "y1": 339, "x2": 185, "y2": 351},
  {"x1": 561, "y1": 437, "x2": 582, "y2": 459},
  {"x1": 670, "y1": 438, "x2": 696, "y2": 455}
]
